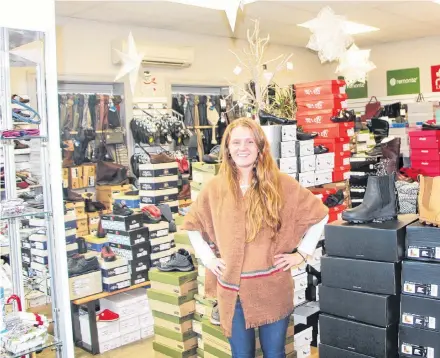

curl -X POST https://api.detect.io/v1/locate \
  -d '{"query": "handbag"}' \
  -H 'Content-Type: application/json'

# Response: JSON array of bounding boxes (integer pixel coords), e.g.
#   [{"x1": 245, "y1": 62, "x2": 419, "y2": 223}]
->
[{"x1": 362, "y1": 96, "x2": 381, "y2": 122}]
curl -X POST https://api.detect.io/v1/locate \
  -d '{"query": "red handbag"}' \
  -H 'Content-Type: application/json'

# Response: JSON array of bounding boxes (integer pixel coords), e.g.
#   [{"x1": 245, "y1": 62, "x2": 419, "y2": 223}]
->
[{"x1": 362, "y1": 96, "x2": 381, "y2": 122}]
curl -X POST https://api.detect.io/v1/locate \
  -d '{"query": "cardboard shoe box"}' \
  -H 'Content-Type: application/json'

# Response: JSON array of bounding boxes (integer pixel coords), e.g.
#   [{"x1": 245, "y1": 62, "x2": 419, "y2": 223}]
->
[
  {"x1": 406, "y1": 222, "x2": 440, "y2": 262},
  {"x1": 102, "y1": 272, "x2": 131, "y2": 292},
  {"x1": 401, "y1": 294, "x2": 440, "y2": 332},
  {"x1": 402, "y1": 261, "x2": 440, "y2": 299},
  {"x1": 400, "y1": 325, "x2": 440, "y2": 358},
  {"x1": 109, "y1": 240, "x2": 151, "y2": 261},
  {"x1": 144, "y1": 221, "x2": 169, "y2": 239},
  {"x1": 148, "y1": 289, "x2": 196, "y2": 317},
  {"x1": 128, "y1": 257, "x2": 150, "y2": 275},
  {"x1": 278, "y1": 157, "x2": 297, "y2": 174},
  {"x1": 152, "y1": 311, "x2": 193, "y2": 334},
  {"x1": 282, "y1": 125, "x2": 297, "y2": 141},
  {"x1": 319, "y1": 344, "x2": 376, "y2": 358},
  {"x1": 150, "y1": 234, "x2": 176, "y2": 254},
  {"x1": 149, "y1": 269, "x2": 197, "y2": 294},
  {"x1": 139, "y1": 162, "x2": 179, "y2": 178},
  {"x1": 99, "y1": 257, "x2": 129, "y2": 277},
  {"x1": 101, "y1": 213, "x2": 143, "y2": 231},
  {"x1": 298, "y1": 155, "x2": 316, "y2": 173},
  {"x1": 140, "y1": 188, "x2": 179, "y2": 205},
  {"x1": 319, "y1": 314, "x2": 398, "y2": 358},
  {"x1": 138, "y1": 175, "x2": 179, "y2": 191},
  {"x1": 69, "y1": 270, "x2": 102, "y2": 300},
  {"x1": 321, "y1": 256, "x2": 401, "y2": 295},
  {"x1": 319, "y1": 285, "x2": 400, "y2": 327},
  {"x1": 325, "y1": 215, "x2": 418, "y2": 262},
  {"x1": 106, "y1": 227, "x2": 149, "y2": 246},
  {"x1": 154, "y1": 325, "x2": 198, "y2": 351},
  {"x1": 153, "y1": 341, "x2": 197, "y2": 358},
  {"x1": 296, "y1": 140, "x2": 314, "y2": 157}
]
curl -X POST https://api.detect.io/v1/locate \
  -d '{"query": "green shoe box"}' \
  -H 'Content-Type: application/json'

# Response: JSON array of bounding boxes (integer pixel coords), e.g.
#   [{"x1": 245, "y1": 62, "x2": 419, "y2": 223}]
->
[
  {"x1": 149, "y1": 269, "x2": 198, "y2": 296},
  {"x1": 192, "y1": 162, "x2": 221, "y2": 175},
  {"x1": 148, "y1": 289, "x2": 196, "y2": 318},
  {"x1": 174, "y1": 231, "x2": 191, "y2": 245},
  {"x1": 154, "y1": 325, "x2": 198, "y2": 351},
  {"x1": 153, "y1": 341, "x2": 197, "y2": 358},
  {"x1": 152, "y1": 310, "x2": 194, "y2": 334},
  {"x1": 197, "y1": 348, "x2": 204, "y2": 358},
  {"x1": 175, "y1": 215, "x2": 185, "y2": 226}
]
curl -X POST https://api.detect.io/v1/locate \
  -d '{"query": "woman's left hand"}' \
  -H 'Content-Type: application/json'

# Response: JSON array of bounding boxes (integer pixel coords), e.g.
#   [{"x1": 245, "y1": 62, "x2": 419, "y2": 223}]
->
[{"x1": 274, "y1": 253, "x2": 306, "y2": 271}]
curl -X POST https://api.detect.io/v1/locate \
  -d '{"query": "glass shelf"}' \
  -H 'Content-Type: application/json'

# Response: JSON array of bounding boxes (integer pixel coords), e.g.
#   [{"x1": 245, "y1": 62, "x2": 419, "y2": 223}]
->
[
  {"x1": 0, "y1": 210, "x2": 51, "y2": 220},
  {"x1": 4, "y1": 334, "x2": 61, "y2": 358},
  {"x1": 0, "y1": 136, "x2": 47, "y2": 142}
]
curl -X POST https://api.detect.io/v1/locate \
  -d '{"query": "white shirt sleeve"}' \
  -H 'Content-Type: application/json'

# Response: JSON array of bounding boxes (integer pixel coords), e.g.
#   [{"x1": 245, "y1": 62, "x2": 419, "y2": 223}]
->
[
  {"x1": 187, "y1": 231, "x2": 216, "y2": 267},
  {"x1": 297, "y1": 214, "x2": 329, "y2": 257}
]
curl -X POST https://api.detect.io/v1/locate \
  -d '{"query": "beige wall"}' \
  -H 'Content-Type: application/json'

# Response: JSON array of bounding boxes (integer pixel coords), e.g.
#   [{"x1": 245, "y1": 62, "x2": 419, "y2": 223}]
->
[{"x1": 55, "y1": 17, "x2": 328, "y2": 97}]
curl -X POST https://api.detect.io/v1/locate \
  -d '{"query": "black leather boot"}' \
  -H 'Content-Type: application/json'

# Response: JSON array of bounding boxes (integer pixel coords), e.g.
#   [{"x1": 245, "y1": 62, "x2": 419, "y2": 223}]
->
[
  {"x1": 258, "y1": 110, "x2": 296, "y2": 126},
  {"x1": 76, "y1": 237, "x2": 88, "y2": 254},
  {"x1": 381, "y1": 137, "x2": 401, "y2": 175},
  {"x1": 368, "y1": 117, "x2": 389, "y2": 144},
  {"x1": 342, "y1": 174, "x2": 398, "y2": 223}
]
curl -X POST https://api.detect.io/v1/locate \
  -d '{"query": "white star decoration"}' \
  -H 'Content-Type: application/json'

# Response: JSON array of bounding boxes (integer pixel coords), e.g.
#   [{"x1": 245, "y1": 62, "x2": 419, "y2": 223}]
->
[
  {"x1": 114, "y1": 32, "x2": 144, "y2": 95},
  {"x1": 336, "y1": 44, "x2": 376, "y2": 85},
  {"x1": 306, "y1": 6, "x2": 353, "y2": 63},
  {"x1": 225, "y1": 0, "x2": 245, "y2": 32}
]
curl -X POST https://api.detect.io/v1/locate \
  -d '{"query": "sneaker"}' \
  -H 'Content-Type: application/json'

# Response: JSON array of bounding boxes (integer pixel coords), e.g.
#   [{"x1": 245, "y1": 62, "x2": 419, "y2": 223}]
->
[
  {"x1": 157, "y1": 249, "x2": 194, "y2": 272},
  {"x1": 68, "y1": 256, "x2": 100, "y2": 277},
  {"x1": 97, "y1": 309, "x2": 119, "y2": 322},
  {"x1": 211, "y1": 303, "x2": 220, "y2": 326},
  {"x1": 142, "y1": 205, "x2": 162, "y2": 224},
  {"x1": 112, "y1": 202, "x2": 133, "y2": 216},
  {"x1": 101, "y1": 246, "x2": 116, "y2": 262}
]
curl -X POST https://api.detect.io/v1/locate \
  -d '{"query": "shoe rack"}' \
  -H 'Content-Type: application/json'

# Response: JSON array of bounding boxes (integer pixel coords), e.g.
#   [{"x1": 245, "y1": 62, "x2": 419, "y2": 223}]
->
[{"x1": 0, "y1": 6, "x2": 74, "y2": 358}]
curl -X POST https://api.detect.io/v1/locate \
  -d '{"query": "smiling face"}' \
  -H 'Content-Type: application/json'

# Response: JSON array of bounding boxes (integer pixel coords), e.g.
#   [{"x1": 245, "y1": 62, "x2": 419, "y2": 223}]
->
[{"x1": 228, "y1": 126, "x2": 259, "y2": 170}]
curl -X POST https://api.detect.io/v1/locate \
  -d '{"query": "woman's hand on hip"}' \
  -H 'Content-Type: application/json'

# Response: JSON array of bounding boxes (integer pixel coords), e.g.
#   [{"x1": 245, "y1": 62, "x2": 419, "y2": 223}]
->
[
  {"x1": 274, "y1": 253, "x2": 305, "y2": 271},
  {"x1": 206, "y1": 257, "x2": 226, "y2": 277}
]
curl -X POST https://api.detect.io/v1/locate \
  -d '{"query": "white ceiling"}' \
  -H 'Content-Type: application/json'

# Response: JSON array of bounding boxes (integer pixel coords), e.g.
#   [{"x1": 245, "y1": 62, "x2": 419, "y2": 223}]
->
[{"x1": 55, "y1": 0, "x2": 440, "y2": 47}]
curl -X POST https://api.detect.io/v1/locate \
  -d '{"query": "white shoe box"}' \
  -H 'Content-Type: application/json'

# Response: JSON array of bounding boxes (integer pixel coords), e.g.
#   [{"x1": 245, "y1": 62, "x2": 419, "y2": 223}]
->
[
  {"x1": 279, "y1": 157, "x2": 297, "y2": 174},
  {"x1": 314, "y1": 170, "x2": 333, "y2": 186},
  {"x1": 295, "y1": 344, "x2": 311, "y2": 358},
  {"x1": 281, "y1": 141, "x2": 297, "y2": 158},
  {"x1": 262, "y1": 124, "x2": 282, "y2": 143},
  {"x1": 294, "y1": 326, "x2": 313, "y2": 347},
  {"x1": 120, "y1": 315, "x2": 140, "y2": 336},
  {"x1": 293, "y1": 272, "x2": 308, "y2": 292},
  {"x1": 98, "y1": 337, "x2": 121, "y2": 354},
  {"x1": 282, "y1": 125, "x2": 297, "y2": 142},
  {"x1": 297, "y1": 172, "x2": 315, "y2": 188},
  {"x1": 100, "y1": 293, "x2": 139, "y2": 317},
  {"x1": 139, "y1": 311, "x2": 154, "y2": 329},
  {"x1": 294, "y1": 288, "x2": 307, "y2": 307},
  {"x1": 296, "y1": 140, "x2": 314, "y2": 157},
  {"x1": 291, "y1": 261, "x2": 307, "y2": 277},
  {"x1": 120, "y1": 329, "x2": 141, "y2": 347},
  {"x1": 79, "y1": 315, "x2": 120, "y2": 348},
  {"x1": 308, "y1": 247, "x2": 323, "y2": 266},
  {"x1": 141, "y1": 326, "x2": 154, "y2": 339},
  {"x1": 315, "y1": 153, "x2": 335, "y2": 171},
  {"x1": 298, "y1": 155, "x2": 316, "y2": 173}
]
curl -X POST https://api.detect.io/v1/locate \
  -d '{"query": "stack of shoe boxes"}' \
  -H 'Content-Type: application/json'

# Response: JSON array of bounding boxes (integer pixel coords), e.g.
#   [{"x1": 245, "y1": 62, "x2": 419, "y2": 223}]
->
[
  {"x1": 64, "y1": 210, "x2": 79, "y2": 257},
  {"x1": 409, "y1": 129, "x2": 440, "y2": 177},
  {"x1": 348, "y1": 157, "x2": 378, "y2": 208},
  {"x1": 145, "y1": 215, "x2": 176, "y2": 269},
  {"x1": 138, "y1": 161, "x2": 179, "y2": 215},
  {"x1": 96, "y1": 183, "x2": 132, "y2": 211},
  {"x1": 296, "y1": 79, "x2": 353, "y2": 185},
  {"x1": 389, "y1": 123, "x2": 410, "y2": 160},
  {"x1": 400, "y1": 222, "x2": 440, "y2": 357},
  {"x1": 190, "y1": 162, "x2": 221, "y2": 202},
  {"x1": 101, "y1": 212, "x2": 150, "y2": 291},
  {"x1": 149, "y1": 269, "x2": 198, "y2": 358},
  {"x1": 79, "y1": 288, "x2": 152, "y2": 353},
  {"x1": 319, "y1": 215, "x2": 418, "y2": 358},
  {"x1": 407, "y1": 101, "x2": 435, "y2": 127}
]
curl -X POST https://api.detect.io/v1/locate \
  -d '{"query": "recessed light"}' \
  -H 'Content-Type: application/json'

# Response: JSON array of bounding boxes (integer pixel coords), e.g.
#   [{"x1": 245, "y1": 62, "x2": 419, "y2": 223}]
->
[{"x1": 298, "y1": 20, "x2": 380, "y2": 35}]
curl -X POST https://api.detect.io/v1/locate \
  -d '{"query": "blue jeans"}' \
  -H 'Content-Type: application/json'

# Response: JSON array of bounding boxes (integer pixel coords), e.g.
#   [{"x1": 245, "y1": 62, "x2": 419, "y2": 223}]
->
[{"x1": 228, "y1": 298, "x2": 290, "y2": 358}]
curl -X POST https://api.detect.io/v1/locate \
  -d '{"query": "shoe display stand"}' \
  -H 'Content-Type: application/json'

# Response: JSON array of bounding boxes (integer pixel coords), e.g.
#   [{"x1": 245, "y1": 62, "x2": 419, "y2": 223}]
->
[
  {"x1": 0, "y1": 8, "x2": 74, "y2": 357},
  {"x1": 319, "y1": 215, "x2": 418, "y2": 358},
  {"x1": 400, "y1": 222, "x2": 440, "y2": 357}
]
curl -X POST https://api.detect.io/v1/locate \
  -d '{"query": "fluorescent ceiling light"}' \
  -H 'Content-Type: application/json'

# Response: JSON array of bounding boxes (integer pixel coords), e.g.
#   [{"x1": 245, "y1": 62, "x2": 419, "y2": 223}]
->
[{"x1": 298, "y1": 19, "x2": 380, "y2": 35}]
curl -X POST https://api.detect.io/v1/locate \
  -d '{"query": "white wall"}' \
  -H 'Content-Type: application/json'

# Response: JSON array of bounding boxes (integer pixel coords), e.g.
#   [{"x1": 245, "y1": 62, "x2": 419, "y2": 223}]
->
[{"x1": 55, "y1": 17, "x2": 328, "y2": 97}]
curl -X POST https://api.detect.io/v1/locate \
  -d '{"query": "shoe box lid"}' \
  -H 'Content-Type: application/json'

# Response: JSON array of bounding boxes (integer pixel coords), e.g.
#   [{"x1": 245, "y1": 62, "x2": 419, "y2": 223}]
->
[
  {"x1": 192, "y1": 162, "x2": 221, "y2": 175},
  {"x1": 406, "y1": 222, "x2": 440, "y2": 262},
  {"x1": 411, "y1": 159, "x2": 440, "y2": 176},
  {"x1": 297, "y1": 95, "x2": 348, "y2": 112},
  {"x1": 106, "y1": 227, "x2": 149, "y2": 246},
  {"x1": 321, "y1": 256, "x2": 401, "y2": 295},
  {"x1": 153, "y1": 341, "x2": 197, "y2": 358},
  {"x1": 319, "y1": 314, "x2": 398, "y2": 358},
  {"x1": 102, "y1": 272, "x2": 130, "y2": 285},
  {"x1": 325, "y1": 215, "x2": 418, "y2": 262},
  {"x1": 140, "y1": 188, "x2": 179, "y2": 205},
  {"x1": 319, "y1": 344, "x2": 377, "y2": 358},
  {"x1": 411, "y1": 148, "x2": 440, "y2": 161},
  {"x1": 319, "y1": 285, "x2": 399, "y2": 327},
  {"x1": 101, "y1": 213, "x2": 143, "y2": 231},
  {"x1": 148, "y1": 288, "x2": 196, "y2": 305},
  {"x1": 399, "y1": 325, "x2": 440, "y2": 358},
  {"x1": 401, "y1": 294, "x2": 440, "y2": 332},
  {"x1": 402, "y1": 261, "x2": 440, "y2": 299},
  {"x1": 139, "y1": 162, "x2": 179, "y2": 178},
  {"x1": 149, "y1": 268, "x2": 197, "y2": 286}
]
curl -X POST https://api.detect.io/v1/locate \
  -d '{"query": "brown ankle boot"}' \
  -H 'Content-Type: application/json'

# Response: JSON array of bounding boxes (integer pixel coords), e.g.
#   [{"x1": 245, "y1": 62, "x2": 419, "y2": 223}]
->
[
  {"x1": 178, "y1": 183, "x2": 191, "y2": 200},
  {"x1": 381, "y1": 137, "x2": 401, "y2": 174},
  {"x1": 62, "y1": 150, "x2": 74, "y2": 168},
  {"x1": 418, "y1": 175, "x2": 440, "y2": 226}
]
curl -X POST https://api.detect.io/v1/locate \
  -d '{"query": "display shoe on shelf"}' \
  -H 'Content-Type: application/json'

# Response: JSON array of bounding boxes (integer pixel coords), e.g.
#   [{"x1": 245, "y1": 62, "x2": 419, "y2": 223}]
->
[
  {"x1": 97, "y1": 218, "x2": 106, "y2": 238},
  {"x1": 342, "y1": 173, "x2": 398, "y2": 224},
  {"x1": 418, "y1": 175, "x2": 440, "y2": 226},
  {"x1": 68, "y1": 256, "x2": 100, "y2": 277},
  {"x1": 96, "y1": 309, "x2": 119, "y2": 322},
  {"x1": 422, "y1": 121, "x2": 440, "y2": 130},
  {"x1": 210, "y1": 303, "x2": 220, "y2": 326},
  {"x1": 297, "y1": 130, "x2": 318, "y2": 141},
  {"x1": 63, "y1": 188, "x2": 83, "y2": 202},
  {"x1": 76, "y1": 237, "x2": 88, "y2": 254},
  {"x1": 258, "y1": 110, "x2": 295, "y2": 126},
  {"x1": 324, "y1": 190, "x2": 345, "y2": 208},
  {"x1": 13, "y1": 140, "x2": 29, "y2": 150},
  {"x1": 380, "y1": 137, "x2": 401, "y2": 175},
  {"x1": 157, "y1": 248, "x2": 194, "y2": 272},
  {"x1": 92, "y1": 201, "x2": 106, "y2": 211},
  {"x1": 85, "y1": 199, "x2": 97, "y2": 213},
  {"x1": 142, "y1": 205, "x2": 162, "y2": 224},
  {"x1": 101, "y1": 246, "x2": 116, "y2": 262},
  {"x1": 202, "y1": 145, "x2": 221, "y2": 164},
  {"x1": 11, "y1": 94, "x2": 30, "y2": 103},
  {"x1": 150, "y1": 152, "x2": 176, "y2": 164},
  {"x1": 112, "y1": 202, "x2": 133, "y2": 216},
  {"x1": 314, "y1": 145, "x2": 329, "y2": 154}
]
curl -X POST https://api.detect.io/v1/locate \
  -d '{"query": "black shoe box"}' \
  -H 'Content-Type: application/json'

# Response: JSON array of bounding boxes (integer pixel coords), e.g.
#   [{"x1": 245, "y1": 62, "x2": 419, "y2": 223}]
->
[
  {"x1": 319, "y1": 344, "x2": 376, "y2": 358},
  {"x1": 399, "y1": 325, "x2": 440, "y2": 358},
  {"x1": 401, "y1": 294, "x2": 440, "y2": 332},
  {"x1": 320, "y1": 285, "x2": 399, "y2": 327},
  {"x1": 109, "y1": 240, "x2": 151, "y2": 261},
  {"x1": 150, "y1": 235, "x2": 176, "y2": 254},
  {"x1": 129, "y1": 256, "x2": 150, "y2": 274},
  {"x1": 101, "y1": 213, "x2": 143, "y2": 231},
  {"x1": 139, "y1": 162, "x2": 179, "y2": 178},
  {"x1": 106, "y1": 227, "x2": 149, "y2": 246},
  {"x1": 138, "y1": 175, "x2": 179, "y2": 191},
  {"x1": 140, "y1": 188, "x2": 179, "y2": 205},
  {"x1": 402, "y1": 261, "x2": 440, "y2": 300},
  {"x1": 406, "y1": 222, "x2": 440, "y2": 263},
  {"x1": 325, "y1": 215, "x2": 418, "y2": 262},
  {"x1": 143, "y1": 221, "x2": 169, "y2": 239},
  {"x1": 130, "y1": 270, "x2": 149, "y2": 285},
  {"x1": 321, "y1": 256, "x2": 401, "y2": 295},
  {"x1": 320, "y1": 314, "x2": 398, "y2": 358}
]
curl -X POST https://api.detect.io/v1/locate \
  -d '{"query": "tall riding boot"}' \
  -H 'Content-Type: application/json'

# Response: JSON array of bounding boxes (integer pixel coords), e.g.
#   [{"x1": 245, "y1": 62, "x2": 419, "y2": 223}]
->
[
  {"x1": 418, "y1": 176, "x2": 440, "y2": 226},
  {"x1": 369, "y1": 117, "x2": 390, "y2": 144},
  {"x1": 342, "y1": 173, "x2": 398, "y2": 223},
  {"x1": 381, "y1": 137, "x2": 401, "y2": 174}
]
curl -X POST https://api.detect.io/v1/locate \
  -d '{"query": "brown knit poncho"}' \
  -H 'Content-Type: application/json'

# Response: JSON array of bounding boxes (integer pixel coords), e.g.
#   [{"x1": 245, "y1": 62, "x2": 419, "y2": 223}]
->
[{"x1": 182, "y1": 173, "x2": 328, "y2": 337}]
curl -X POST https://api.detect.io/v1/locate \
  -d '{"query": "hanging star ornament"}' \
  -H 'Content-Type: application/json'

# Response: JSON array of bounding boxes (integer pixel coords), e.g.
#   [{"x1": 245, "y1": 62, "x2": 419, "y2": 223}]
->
[
  {"x1": 225, "y1": 0, "x2": 244, "y2": 32},
  {"x1": 306, "y1": 6, "x2": 353, "y2": 63},
  {"x1": 114, "y1": 32, "x2": 144, "y2": 95},
  {"x1": 336, "y1": 44, "x2": 376, "y2": 85}
]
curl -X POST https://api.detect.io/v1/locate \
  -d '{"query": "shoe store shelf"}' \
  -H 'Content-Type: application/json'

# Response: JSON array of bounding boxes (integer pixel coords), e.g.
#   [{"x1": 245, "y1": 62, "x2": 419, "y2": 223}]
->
[
  {"x1": 0, "y1": 135, "x2": 47, "y2": 142},
  {"x1": 0, "y1": 210, "x2": 52, "y2": 220},
  {"x1": 5, "y1": 334, "x2": 61, "y2": 358}
]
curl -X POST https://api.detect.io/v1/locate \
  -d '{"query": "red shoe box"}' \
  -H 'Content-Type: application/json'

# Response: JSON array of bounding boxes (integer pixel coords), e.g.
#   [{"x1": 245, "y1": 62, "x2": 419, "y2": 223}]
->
[
  {"x1": 411, "y1": 159, "x2": 440, "y2": 177},
  {"x1": 411, "y1": 148, "x2": 440, "y2": 161},
  {"x1": 328, "y1": 204, "x2": 347, "y2": 223},
  {"x1": 301, "y1": 123, "x2": 354, "y2": 139},
  {"x1": 334, "y1": 151, "x2": 351, "y2": 167},
  {"x1": 297, "y1": 94, "x2": 348, "y2": 111},
  {"x1": 315, "y1": 137, "x2": 351, "y2": 153},
  {"x1": 296, "y1": 109, "x2": 340, "y2": 126},
  {"x1": 409, "y1": 129, "x2": 440, "y2": 149},
  {"x1": 295, "y1": 80, "x2": 346, "y2": 99},
  {"x1": 332, "y1": 165, "x2": 351, "y2": 182}
]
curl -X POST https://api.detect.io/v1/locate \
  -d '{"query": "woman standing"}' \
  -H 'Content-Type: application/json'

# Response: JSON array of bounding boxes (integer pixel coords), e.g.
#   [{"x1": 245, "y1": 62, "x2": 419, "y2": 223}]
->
[{"x1": 182, "y1": 118, "x2": 328, "y2": 358}]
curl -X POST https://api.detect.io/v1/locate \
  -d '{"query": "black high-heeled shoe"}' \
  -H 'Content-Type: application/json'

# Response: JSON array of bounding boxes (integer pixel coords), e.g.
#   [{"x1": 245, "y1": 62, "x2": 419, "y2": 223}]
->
[{"x1": 258, "y1": 110, "x2": 296, "y2": 126}]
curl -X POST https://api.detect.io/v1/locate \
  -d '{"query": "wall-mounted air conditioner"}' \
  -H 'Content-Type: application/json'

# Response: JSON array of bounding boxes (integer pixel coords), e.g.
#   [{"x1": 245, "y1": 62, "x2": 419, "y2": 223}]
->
[{"x1": 111, "y1": 40, "x2": 194, "y2": 68}]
